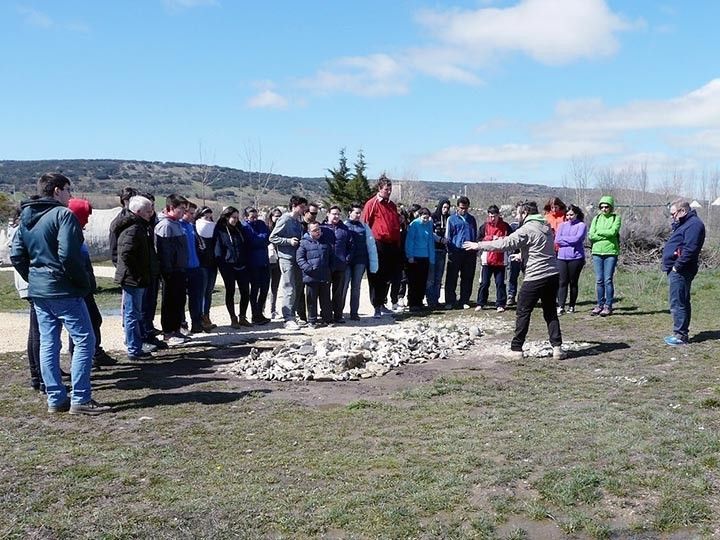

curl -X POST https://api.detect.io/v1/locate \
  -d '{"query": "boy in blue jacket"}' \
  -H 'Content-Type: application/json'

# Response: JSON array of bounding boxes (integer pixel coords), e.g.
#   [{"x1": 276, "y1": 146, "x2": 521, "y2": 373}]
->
[{"x1": 296, "y1": 222, "x2": 334, "y2": 328}]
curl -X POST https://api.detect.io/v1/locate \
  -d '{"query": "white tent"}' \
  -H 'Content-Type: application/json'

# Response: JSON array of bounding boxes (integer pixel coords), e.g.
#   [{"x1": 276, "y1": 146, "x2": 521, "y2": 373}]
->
[{"x1": 690, "y1": 200, "x2": 702, "y2": 209}]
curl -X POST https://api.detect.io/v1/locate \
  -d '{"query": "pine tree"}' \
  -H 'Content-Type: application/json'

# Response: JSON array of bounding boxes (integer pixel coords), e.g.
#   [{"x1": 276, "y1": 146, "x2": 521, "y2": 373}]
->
[
  {"x1": 347, "y1": 149, "x2": 372, "y2": 205},
  {"x1": 325, "y1": 148, "x2": 352, "y2": 207}
]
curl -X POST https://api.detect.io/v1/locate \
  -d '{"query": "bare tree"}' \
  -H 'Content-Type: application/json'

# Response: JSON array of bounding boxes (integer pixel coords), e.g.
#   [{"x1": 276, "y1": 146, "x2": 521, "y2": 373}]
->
[
  {"x1": 198, "y1": 141, "x2": 222, "y2": 205},
  {"x1": 241, "y1": 138, "x2": 276, "y2": 210},
  {"x1": 567, "y1": 156, "x2": 595, "y2": 209}
]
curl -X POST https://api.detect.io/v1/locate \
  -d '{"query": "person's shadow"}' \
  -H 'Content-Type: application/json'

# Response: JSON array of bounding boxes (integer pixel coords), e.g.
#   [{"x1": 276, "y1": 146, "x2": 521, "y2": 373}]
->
[
  {"x1": 690, "y1": 331, "x2": 720, "y2": 343},
  {"x1": 108, "y1": 389, "x2": 271, "y2": 412},
  {"x1": 571, "y1": 341, "x2": 631, "y2": 358}
]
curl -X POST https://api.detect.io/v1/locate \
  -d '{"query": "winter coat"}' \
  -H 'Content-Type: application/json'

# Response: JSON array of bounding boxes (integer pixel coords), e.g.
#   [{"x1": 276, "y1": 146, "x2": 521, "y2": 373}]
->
[
  {"x1": 296, "y1": 232, "x2": 333, "y2": 283},
  {"x1": 214, "y1": 224, "x2": 249, "y2": 270},
  {"x1": 478, "y1": 218, "x2": 512, "y2": 266},
  {"x1": 114, "y1": 212, "x2": 155, "y2": 287},
  {"x1": 269, "y1": 212, "x2": 304, "y2": 260},
  {"x1": 431, "y1": 199, "x2": 450, "y2": 250},
  {"x1": 154, "y1": 212, "x2": 188, "y2": 274},
  {"x1": 180, "y1": 220, "x2": 200, "y2": 269},
  {"x1": 195, "y1": 219, "x2": 216, "y2": 269},
  {"x1": 589, "y1": 196, "x2": 621, "y2": 256},
  {"x1": 109, "y1": 207, "x2": 130, "y2": 266},
  {"x1": 476, "y1": 214, "x2": 558, "y2": 282},
  {"x1": 242, "y1": 219, "x2": 271, "y2": 268},
  {"x1": 662, "y1": 209, "x2": 706, "y2": 275},
  {"x1": 10, "y1": 197, "x2": 91, "y2": 298},
  {"x1": 344, "y1": 219, "x2": 379, "y2": 273},
  {"x1": 405, "y1": 218, "x2": 436, "y2": 264},
  {"x1": 555, "y1": 219, "x2": 587, "y2": 261},
  {"x1": 446, "y1": 213, "x2": 478, "y2": 253},
  {"x1": 361, "y1": 195, "x2": 401, "y2": 246},
  {"x1": 321, "y1": 221, "x2": 353, "y2": 272}
]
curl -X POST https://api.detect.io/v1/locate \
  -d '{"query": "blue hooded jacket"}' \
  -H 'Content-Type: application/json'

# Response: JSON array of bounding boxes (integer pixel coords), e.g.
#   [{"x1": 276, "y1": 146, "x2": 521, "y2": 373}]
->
[
  {"x1": 242, "y1": 219, "x2": 271, "y2": 267},
  {"x1": 10, "y1": 197, "x2": 91, "y2": 298},
  {"x1": 662, "y1": 209, "x2": 705, "y2": 274}
]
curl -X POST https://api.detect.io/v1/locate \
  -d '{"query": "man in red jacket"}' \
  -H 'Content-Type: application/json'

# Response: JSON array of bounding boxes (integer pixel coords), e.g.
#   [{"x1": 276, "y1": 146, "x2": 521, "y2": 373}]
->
[
  {"x1": 476, "y1": 205, "x2": 512, "y2": 312},
  {"x1": 361, "y1": 174, "x2": 401, "y2": 318}
]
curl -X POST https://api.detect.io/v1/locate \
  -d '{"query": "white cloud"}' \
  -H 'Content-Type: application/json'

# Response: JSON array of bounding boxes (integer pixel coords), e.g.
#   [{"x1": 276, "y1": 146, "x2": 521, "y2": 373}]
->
[
  {"x1": 298, "y1": 54, "x2": 409, "y2": 97},
  {"x1": 246, "y1": 90, "x2": 288, "y2": 109},
  {"x1": 17, "y1": 6, "x2": 54, "y2": 28},
  {"x1": 415, "y1": 0, "x2": 639, "y2": 65}
]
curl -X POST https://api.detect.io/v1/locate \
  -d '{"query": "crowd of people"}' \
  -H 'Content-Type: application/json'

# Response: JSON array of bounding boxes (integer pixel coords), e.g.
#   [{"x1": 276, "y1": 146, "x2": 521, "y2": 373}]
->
[{"x1": 8, "y1": 172, "x2": 707, "y2": 415}]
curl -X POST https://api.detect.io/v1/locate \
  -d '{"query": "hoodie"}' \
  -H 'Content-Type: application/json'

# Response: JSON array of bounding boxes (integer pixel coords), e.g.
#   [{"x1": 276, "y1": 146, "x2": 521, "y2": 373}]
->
[
  {"x1": 154, "y1": 211, "x2": 189, "y2": 273},
  {"x1": 431, "y1": 198, "x2": 450, "y2": 250},
  {"x1": 475, "y1": 214, "x2": 558, "y2": 282},
  {"x1": 10, "y1": 197, "x2": 91, "y2": 298},
  {"x1": 589, "y1": 195, "x2": 621, "y2": 256}
]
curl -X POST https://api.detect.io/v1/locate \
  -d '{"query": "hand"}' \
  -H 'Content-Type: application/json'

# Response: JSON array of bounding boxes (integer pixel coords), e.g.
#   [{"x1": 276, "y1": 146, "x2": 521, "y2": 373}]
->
[
  {"x1": 290, "y1": 237, "x2": 299, "y2": 247},
  {"x1": 510, "y1": 253, "x2": 521, "y2": 262},
  {"x1": 463, "y1": 241, "x2": 480, "y2": 251},
  {"x1": 408, "y1": 257, "x2": 415, "y2": 264}
]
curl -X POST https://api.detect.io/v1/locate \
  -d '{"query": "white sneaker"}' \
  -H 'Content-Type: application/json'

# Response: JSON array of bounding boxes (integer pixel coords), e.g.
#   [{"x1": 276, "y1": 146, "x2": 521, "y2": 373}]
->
[
  {"x1": 165, "y1": 336, "x2": 186, "y2": 347},
  {"x1": 142, "y1": 342, "x2": 158, "y2": 353},
  {"x1": 557, "y1": 307, "x2": 565, "y2": 315},
  {"x1": 285, "y1": 320, "x2": 300, "y2": 330},
  {"x1": 474, "y1": 306, "x2": 483, "y2": 312},
  {"x1": 462, "y1": 304, "x2": 471, "y2": 310},
  {"x1": 496, "y1": 306, "x2": 505, "y2": 313},
  {"x1": 553, "y1": 346, "x2": 567, "y2": 360}
]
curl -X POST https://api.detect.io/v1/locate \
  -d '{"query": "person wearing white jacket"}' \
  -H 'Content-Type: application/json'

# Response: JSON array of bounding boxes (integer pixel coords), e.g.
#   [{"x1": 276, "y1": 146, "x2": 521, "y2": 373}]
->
[{"x1": 343, "y1": 203, "x2": 379, "y2": 320}]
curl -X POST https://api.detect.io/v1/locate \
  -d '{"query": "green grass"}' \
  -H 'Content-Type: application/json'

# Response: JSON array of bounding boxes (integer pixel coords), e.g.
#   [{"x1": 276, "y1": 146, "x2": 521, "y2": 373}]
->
[{"x1": 1, "y1": 268, "x2": 720, "y2": 538}]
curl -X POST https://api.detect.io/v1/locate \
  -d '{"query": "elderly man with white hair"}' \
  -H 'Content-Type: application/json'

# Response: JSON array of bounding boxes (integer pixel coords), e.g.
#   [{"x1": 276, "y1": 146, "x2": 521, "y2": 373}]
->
[{"x1": 114, "y1": 195, "x2": 157, "y2": 360}]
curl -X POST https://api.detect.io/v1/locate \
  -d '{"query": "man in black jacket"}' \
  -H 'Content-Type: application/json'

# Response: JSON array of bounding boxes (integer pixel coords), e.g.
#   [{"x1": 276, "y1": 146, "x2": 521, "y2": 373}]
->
[{"x1": 115, "y1": 195, "x2": 157, "y2": 360}]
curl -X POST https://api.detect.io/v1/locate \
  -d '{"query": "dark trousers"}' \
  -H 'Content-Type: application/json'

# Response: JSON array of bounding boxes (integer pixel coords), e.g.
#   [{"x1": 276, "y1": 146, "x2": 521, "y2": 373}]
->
[
  {"x1": 249, "y1": 265, "x2": 271, "y2": 320},
  {"x1": 557, "y1": 258, "x2": 585, "y2": 308},
  {"x1": 390, "y1": 266, "x2": 407, "y2": 304},
  {"x1": 407, "y1": 257, "x2": 430, "y2": 308},
  {"x1": 512, "y1": 274, "x2": 562, "y2": 351},
  {"x1": 161, "y1": 271, "x2": 187, "y2": 333},
  {"x1": 369, "y1": 241, "x2": 401, "y2": 308},
  {"x1": 507, "y1": 259, "x2": 522, "y2": 300},
  {"x1": 26, "y1": 299, "x2": 42, "y2": 390},
  {"x1": 668, "y1": 269, "x2": 696, "y2": 341},
  {"x1": 330, "y1": 269, "x2": 346, "y2": 321},
  {"x1": 142, "y1": 276, "x2": 160, "y2": 337},
  {"x1": 69, "y1": 293, "x2": 103, "y2": 357},
  {"x1": 476, "y1": 265, "x2": 507, "y2": 307},
  {"x1": 219, "y1": 265, "x2": 250, "y2": 320},
  {"x1": 268, "y1": 263, "x2": 281, "y2": 315},
  {"x1": 186, "y1": 267, "x2": 204, "y2": 327},
  {"x1": 306, "y1": 282, "x2": 332, "y2": 323},
  {"x1": 445, "y1": 250, "x2": 477, "y2": 306},
  {"x1": 200, "y1": 267, "x2": 217, "y2": 317}
]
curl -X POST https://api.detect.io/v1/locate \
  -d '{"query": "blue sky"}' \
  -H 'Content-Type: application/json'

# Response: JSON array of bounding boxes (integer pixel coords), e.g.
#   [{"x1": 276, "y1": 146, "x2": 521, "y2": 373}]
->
[{"x1": 2, "y1": 0, "x2": 719, "y2": 190}]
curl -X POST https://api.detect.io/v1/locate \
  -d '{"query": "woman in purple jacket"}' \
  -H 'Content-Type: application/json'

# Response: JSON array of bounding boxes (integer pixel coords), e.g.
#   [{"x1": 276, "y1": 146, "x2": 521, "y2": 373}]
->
[{"x1": 555, "y1": 205, "x2": 587, "y2": 314}]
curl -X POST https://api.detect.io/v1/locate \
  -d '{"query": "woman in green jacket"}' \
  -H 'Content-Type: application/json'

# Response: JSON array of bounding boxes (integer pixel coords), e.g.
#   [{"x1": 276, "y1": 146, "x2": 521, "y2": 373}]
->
[{"x1": 589, "y1": 195, "x2": 621, "y2": 316}]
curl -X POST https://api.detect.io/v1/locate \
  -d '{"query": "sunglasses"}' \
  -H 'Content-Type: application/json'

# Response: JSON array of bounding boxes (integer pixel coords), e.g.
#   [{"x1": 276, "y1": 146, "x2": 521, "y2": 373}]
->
[
  {"x1": 308, "y1": 211, "x2": 318, "y2": 216},
  {"x1": 599, "y1": 205, "x2": 610, "y2": 210}
]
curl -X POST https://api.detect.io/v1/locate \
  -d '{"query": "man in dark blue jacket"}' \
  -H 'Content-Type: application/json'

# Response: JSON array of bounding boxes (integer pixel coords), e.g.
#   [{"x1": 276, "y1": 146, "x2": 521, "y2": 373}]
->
[
  {"x1": 321, "y1": 205, "x2": 353, "y2": 323},
  {"x1": 444, "y1": 196, "x2": 478, "y2": 309},
  {"x1": 297, "y1": 222, "x2": 334, "y2": 328},
  {"x1": 11, "y1": 173, "x2": 109, "y2": 415},
  {"x1": 662, "y1": 200, "x2": 705, "y2": 345}
]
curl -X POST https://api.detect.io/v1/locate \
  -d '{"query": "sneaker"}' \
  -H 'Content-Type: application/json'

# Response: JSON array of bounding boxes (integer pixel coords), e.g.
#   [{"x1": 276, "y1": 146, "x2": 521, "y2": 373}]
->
[
  {"x1": 146, "y1": 327, "x2": 162, "y2": 338},
  {"x1": 505, "y1": 350, "x2": 524, "y2": 360},
  {"x1": 664, "y1": 335, "x2": 688, "y2": 346},
  {"x1": 462, "y1": 304, "x2": 471, "y2": 310},
  {"x1": 590, "y1": 306, "x2": 603, "y2": 316},
  {"x1": 475, "y1": 305, "x2": 484, "y2": 312},
  {"x1": 373, "y1": 309, "x2": 382, "y2": 319},
  {"x1": 506, "y1": 297, "x2": 516, "y2": 307},
  {"x1": 144, "y1": 336, "x2": 168, "y2": 350},
  {"x1": 307, "y1": 321, "x2": 326, "y2": 329},
  {"x1": 164, "y1": 334, "x2": 187, "y2": 347},
  {"x1": 496, "y1": 306, "x2": 505, "y2": 313},
  {"x1": 93, "y1": 348, "x2": 117, "y2": 366},
  {"x1": 284, "y1": 320, "x2": 300, "y2": 330},
  {"x1": 557, "y1": 307, "x2": 565, "y2": 315},
  {"x1": 334, "y1": 318, "x2": 346, "y2": 324},
  {"x1": 296, "y1": 318, "x2": 308, "y2": 327},
  {"x1": 380, "y1": 306, "x2": 394, "y2": 315},
  {"x1": 141, "y1": 342, "x2": 158, "y2": 353},
  {"x1": 48, "y1": 399, "x2": 71, "y2": 413},
  {"x1": 567, "y1": 306, "x2": 575, "y2": 314},
  {"x1": 69, "y1": 399, "x2": 111, "y2": 416},
  {"x1": 445, "y1": 303, "x2": 454, "y2": 310},
  {"x1": 128, "y1": 351, "x2": 153, "y2": 361},
  {"x1": 350, "y1": 314, "x2": 361, "y2": 321},
  {"x1": 600, "y1": 306, "x2": 612, "y2": 317},
  {"x1": 237, "y1": 317, "x2": 253, "y2": 327},
  {"x1": 252, "y1": 316, "x2": 271, "y2": 325},
  {"x1": 552, "y1": 346, "x2": 567, "y2": 360}
]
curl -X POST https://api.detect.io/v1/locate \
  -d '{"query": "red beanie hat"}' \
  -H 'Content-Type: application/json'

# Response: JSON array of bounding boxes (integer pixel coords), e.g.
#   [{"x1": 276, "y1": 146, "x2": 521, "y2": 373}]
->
[{"x1": 68, "y1": 198, "x2": 93, "y2": 228}]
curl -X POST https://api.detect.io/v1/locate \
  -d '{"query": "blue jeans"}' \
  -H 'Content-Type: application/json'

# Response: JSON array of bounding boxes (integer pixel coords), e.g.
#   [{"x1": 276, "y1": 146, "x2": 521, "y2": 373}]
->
[
  {"x1": 668, "y1": 270, "x2": 695, "y2": 341},
  {"x1": 344, "y1": 263, "x2": 366, "y2": 317},
  {"x1": 34, "y1": 297, "x2": 95, "y2": 407},
  {"x1": 122, "y1": 285, "x2": 146, "y2": 356},
  {"x1": 425, "y1": 249, "x2": 446, "y2": 307},
  {"x1": 476, "y1": 265, "x2": 507, "y2": 307},
  {"x1": 200, "y1": 267, "x2": 217, "y2": 316},
  {"x1": 592, "y1": 255, "x2": 618, "y2": 308},
  {"x1": 186, "y1": 267, "x2": 204, "y2": 327},
  {"x1": 507, "y1": 259, "x2": 522, "y2": 299}
]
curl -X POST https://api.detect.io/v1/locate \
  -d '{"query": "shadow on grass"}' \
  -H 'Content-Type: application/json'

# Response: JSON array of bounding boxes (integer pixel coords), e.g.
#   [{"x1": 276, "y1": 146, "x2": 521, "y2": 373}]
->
[
  {"x1": 574, "y1": 341, "x2": 631, "y2": 358},
  {"x1": 690, "y1": 330, "x2": 720, "y2": 343},
  {"x1": 108, "y1": 389, "x2": 270, "y2": 412}
]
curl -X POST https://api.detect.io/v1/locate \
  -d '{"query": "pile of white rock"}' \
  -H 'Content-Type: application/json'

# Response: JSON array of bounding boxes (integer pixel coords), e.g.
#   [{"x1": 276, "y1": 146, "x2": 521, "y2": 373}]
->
[{"x1": 219, "y1": 321, "x2": 485, "y2": 382}]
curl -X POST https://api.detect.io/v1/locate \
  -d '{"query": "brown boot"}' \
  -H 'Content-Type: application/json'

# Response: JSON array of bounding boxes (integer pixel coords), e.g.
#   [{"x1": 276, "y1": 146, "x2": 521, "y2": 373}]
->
[{"x1": 201, "y1": 315, "x2": 216, "y2": 331}]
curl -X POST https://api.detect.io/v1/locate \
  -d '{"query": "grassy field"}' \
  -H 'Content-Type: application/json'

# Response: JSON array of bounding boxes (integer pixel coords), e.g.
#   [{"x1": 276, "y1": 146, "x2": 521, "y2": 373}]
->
[{"x1": 1, "y1": 268, "x2": 720, "y2": 539}]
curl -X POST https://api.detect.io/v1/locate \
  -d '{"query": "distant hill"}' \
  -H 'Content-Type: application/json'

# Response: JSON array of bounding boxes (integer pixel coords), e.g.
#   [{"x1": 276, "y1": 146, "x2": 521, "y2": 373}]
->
[{"x1": 0, "y1": 159, "x2": 670, "y2": 215}]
